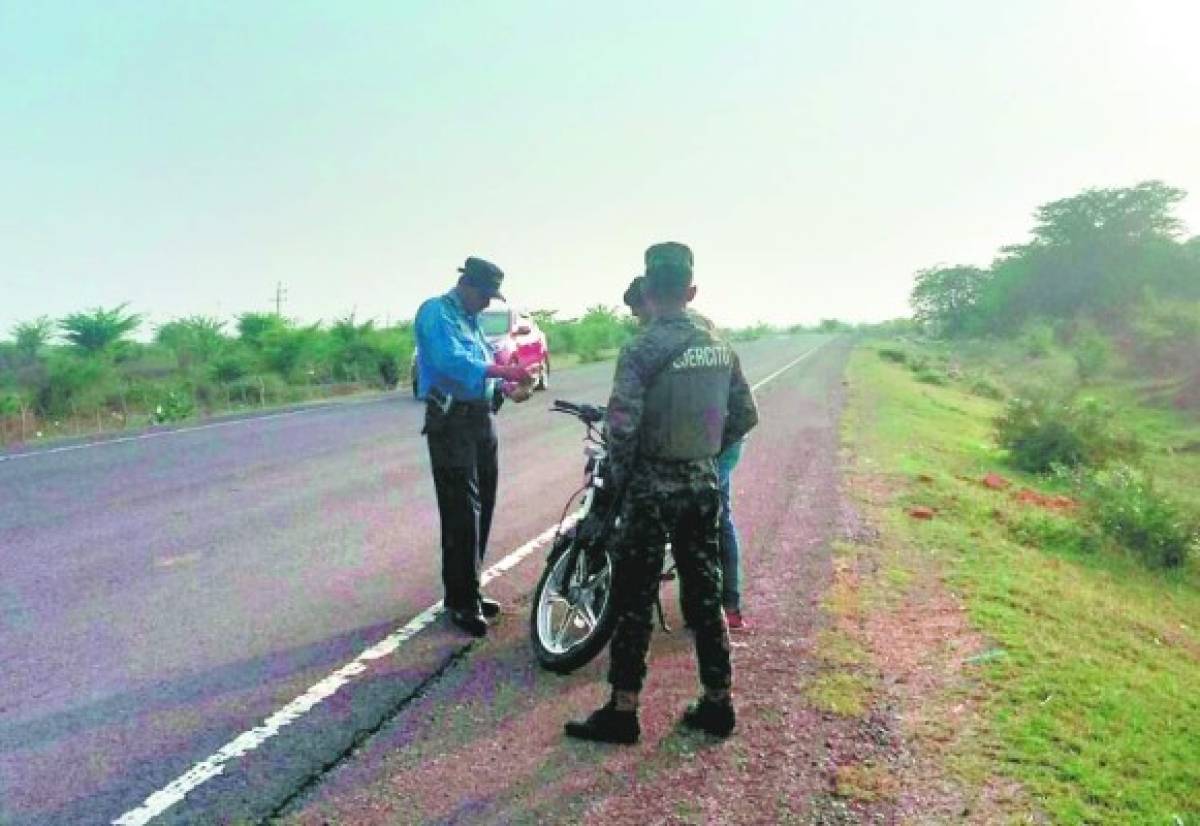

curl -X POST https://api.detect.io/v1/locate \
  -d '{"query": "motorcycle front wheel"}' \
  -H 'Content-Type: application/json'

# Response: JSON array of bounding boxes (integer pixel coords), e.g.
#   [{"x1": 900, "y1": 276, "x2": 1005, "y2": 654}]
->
[{"x1": 530, "y1": 531, "x2": 617, "y2": 673}]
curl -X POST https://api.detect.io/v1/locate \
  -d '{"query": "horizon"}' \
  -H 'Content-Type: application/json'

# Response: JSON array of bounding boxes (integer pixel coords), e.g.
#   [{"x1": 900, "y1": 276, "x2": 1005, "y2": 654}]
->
[{"x1": 3, "y1": 2, "x2": 1199, "y2": 336}]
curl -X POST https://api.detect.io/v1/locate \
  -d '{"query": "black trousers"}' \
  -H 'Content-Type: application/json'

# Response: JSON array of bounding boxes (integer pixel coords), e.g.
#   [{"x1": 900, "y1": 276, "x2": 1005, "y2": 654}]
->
[{"x1": 424, "y1": 403, "x2": 498, "y2": 612}]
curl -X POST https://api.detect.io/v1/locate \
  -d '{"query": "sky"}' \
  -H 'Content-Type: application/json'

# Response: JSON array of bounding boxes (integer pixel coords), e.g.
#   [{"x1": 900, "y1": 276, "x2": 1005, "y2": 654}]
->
[{"x1": 2, "y1": 0, "x2": 1199, "y2": 336}]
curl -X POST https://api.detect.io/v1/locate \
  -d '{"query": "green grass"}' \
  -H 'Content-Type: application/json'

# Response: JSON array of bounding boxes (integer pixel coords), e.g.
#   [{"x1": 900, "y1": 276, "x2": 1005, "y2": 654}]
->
[
  {"x1": 805, "y1": 672, "x2": 872, "y2": 717},
  {"x1": 844, "y1": 346, "x2": 1200, "y2": 824},
  {"x1": 1082, "y1": 380, "x2": 1200, "y2": 513},
  {"x1": 815, "y1": 629, "x2": 870, "y2": 667}
]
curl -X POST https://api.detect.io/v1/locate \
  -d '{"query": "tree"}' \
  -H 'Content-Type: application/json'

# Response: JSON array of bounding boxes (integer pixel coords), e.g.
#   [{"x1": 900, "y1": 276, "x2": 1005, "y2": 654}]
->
[
  {"x1": 938, "y1": 181, "x2": 1198, "y2": 335},
  {"x1": 530, "y1": 309, "x2": 558, "y2": 327},
  {"x1": 209, "y1": 351, "x2": 251, "y2": 384},
  {"x1": 371, "y1": 322, "x2": 415, "y2": 389},
  {"x1": 1003, "y1": 181, "x2": 1189, "y2": 323},
  {"x1": 326, "y1": 314, "x2": 380, "y2": 382},
  {"x1": 155, "y1": 316, "x2": 228, "y2": 370},
  {"x1": 59, "y1": 304, "x2": 142, "y2": 354},
  {"x1": 910, "y1": 266, "x2": 989, "y2": 335},
  {"x1": 260, "y1": 323, "x2": 321, "y2": 379},
  {"x1": 572, "y1": 305, "x2": 630, "y2": 362},
  {"x1": 236, "y1": 312, "x2": 289, "y2": 349},
  {"x1": 37, "y1": 352, "x2": 117, "y2": 417},
  {"x1": 1028, "y1": 180, "x2": 1185, "y2": 247},
  {"x1": 12, "y1": 317, "x2": 54, "y2": 359}
]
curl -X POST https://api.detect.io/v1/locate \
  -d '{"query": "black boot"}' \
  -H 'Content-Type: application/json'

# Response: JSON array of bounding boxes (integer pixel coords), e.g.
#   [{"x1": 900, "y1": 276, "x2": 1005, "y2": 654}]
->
[
  {"x1": 681, "y1": 697, "x2": 736, "y2": 737},
  {"x1": 448, "y1": 608, "x2": 487, "y2": 637},
  {"x1": 564, "y1": 702, "x2": 640, "y2": 744}
]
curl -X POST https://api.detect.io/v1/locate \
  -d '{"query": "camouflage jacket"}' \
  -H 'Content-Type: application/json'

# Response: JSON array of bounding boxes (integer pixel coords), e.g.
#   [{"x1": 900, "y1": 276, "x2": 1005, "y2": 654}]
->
[{"x1": 605, "y1": 310, "x2": 758, "y2": 494}]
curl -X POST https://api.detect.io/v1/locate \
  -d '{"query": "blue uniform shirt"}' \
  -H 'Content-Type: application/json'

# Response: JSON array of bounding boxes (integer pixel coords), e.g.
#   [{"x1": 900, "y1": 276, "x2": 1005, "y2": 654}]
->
[{"x1": 414, "y1": 289, "x2": 497, "y2": 402}]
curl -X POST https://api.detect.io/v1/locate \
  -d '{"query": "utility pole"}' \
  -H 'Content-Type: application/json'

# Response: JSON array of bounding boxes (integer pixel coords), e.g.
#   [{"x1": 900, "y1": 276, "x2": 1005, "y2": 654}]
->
[{"x1": 274, "y1": 282, "x2": 287, "y2": 316}]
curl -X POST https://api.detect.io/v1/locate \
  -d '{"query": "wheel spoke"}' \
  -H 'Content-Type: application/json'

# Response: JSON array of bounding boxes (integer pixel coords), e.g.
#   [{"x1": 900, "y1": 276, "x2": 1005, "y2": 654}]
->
[
  {"x1": 577, "y1": 600, "x2": 598, "y2": 633},
  {"x1": 552, "y1": 608, "x2": 576, "y2": 649},
  {"x1": 581, "y1": 564, "x2": 611, "y2": 602}
]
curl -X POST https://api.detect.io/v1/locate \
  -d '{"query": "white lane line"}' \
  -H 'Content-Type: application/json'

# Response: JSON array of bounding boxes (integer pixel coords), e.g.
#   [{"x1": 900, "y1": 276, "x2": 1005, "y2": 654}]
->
[
  {"x1": 112, "y1": 515, "x2": 579, "y2": 826},
  {"x1": 751, "y1": 342, "x2": 824, "y2": 392},
  {"x1": 111, "y1": 340, "x2": 824, "y2": 825},
  {"x1": 0, "y1": 398, "x2": 390, "y2": 464}
]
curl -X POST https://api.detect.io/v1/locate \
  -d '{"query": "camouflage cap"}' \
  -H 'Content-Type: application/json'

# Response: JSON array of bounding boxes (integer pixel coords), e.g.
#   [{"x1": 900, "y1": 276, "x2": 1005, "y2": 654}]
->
[
  {"x1": 622, "y1": 275, "x2": 646, "y2": 309},
  {"x1": 458, "y1": 256, "x2": 505, "y2": 300},
  {"x1": 643, "y1": 241, "x2": 693, "y2": 289}
]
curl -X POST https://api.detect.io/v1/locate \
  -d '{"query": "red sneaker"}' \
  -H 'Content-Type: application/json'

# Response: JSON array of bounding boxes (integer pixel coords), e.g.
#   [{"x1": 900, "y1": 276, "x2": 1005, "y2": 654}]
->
[{"x1": 724, "y1": 608, "x2": 746, "y2": 630}]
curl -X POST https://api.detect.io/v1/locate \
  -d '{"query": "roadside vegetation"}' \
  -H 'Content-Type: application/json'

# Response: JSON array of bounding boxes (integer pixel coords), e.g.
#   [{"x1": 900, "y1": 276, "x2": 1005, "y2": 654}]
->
[
  {"x1": 837, "y1": 180, "x2": 1200, "y2": 822},
  {"x1": 843, "y1": 348, "x2": 1199, "y2": 822},
  {"x1": 0, "y1": 302, "x2": 822, "y2": 447}
]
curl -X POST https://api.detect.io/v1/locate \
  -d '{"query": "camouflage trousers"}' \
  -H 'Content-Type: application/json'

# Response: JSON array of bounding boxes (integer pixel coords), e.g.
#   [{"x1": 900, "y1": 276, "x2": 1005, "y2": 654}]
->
[{"x1": 607, "y1": 459, "x2": 732, "y2": 693}]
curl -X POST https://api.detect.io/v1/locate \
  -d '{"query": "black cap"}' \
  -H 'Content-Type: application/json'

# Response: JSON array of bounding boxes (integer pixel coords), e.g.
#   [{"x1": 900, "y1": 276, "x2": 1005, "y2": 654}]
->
[
  {"x1": 643, "y1": 241, "x2": 693, "y2": 290},
  {"x1": 623, "y1": 276, "x2": 646, "y2": 309},
  {"x1": 458, "y1": 256, "x2": 505, "y2": 300}
]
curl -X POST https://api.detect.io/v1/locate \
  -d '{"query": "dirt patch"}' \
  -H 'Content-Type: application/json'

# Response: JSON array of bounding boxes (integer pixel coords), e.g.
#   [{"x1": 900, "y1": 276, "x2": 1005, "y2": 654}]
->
[
  {"x1": 980, "y1": 473, "x2": 1010, "y2": 491},
  {"x1": 844, "y1": 470, "x2": 1046, "y2": 825},
  {"x1": 1010, "y1": 489, "x2": 1077, "y2": 511},
  {"x1": 970, "y1": 473, "x2": 1079, "y2": 512}
]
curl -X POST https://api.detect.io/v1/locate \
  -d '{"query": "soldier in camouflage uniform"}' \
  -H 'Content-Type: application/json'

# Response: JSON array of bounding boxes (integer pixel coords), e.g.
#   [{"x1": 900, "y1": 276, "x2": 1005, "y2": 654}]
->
[
  {"x1": 565, "y1": 242, "x2": 759, "y2": 744},
  {"x1": 623, "y1": 274, "x2": 751, "y2": 630}
]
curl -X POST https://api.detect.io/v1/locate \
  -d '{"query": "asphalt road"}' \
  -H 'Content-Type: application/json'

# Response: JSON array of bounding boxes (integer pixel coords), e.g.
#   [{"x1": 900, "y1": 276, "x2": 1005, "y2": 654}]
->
[{"x1": 0, "y1": 334, "x2": 835, "y2": 825}]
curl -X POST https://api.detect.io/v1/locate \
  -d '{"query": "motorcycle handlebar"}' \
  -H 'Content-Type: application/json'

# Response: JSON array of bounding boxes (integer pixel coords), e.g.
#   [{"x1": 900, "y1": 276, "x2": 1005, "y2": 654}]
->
[{"x1": 552, "y1": 399, "x2": 605, "y2": 424}]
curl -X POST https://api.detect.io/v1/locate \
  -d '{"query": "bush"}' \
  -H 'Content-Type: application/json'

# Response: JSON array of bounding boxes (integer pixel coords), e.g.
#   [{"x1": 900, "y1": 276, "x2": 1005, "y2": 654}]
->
[
  {"x1": 730, "y1": 322, "x2": 774, "y2": 342},
  {"x1": 377, "y1": 353, "x2": 400, "y2": 389},
  {"x1": 370, "y1": 325, "x2": 414, "y2": 389},
  {"x1": 967, "y1": 376, "x2": 1005, "y2": 400},
  {"x1": 907, "y1": 354, "x2": 931, "y2": 373},
  {"x1": 228, "y1": 374, "x2": 289, "y2": 406},
  {"x1": 1071, "y1": 326, "x2": 1112, "y2": 382},
  {"x1": 209, "y1": 352, "x2": 252, "y2": 385},
  {"x1": 877, "y1": 347, "x2": 908, "y2": 364},
  {"x1": 151, "y1": 386, "x2": 196, "y2": 423},
  {"x1": 818, "y1": 319, "x2": 852, "y2": 332},
  {"x1": 543, "y1": 320, "x2": 575, "y2": 356},
  {"x1": 995, "y1": 393, "x2": 1141, "y2": 473},
  {"x1": 192, "y1": 380, "x2": 220, "y2": 408},
  {"x1": 1007, "y1": 510, "x2": 1099, "y2": 555},
  {"x1": 37, "y1": 353, "x2": 118, "y2": 417},
  {"x1": 913, "y1": 367, "x2": 948, "y2": 386},
  {"x1": 569, "y1": 306, "x2": 630, "y2": 363},
  {"x1": 1081, "y1": 463, "x2": 1197, "y2": 568},
  {"x1": 572, "y1": 324, "x2": 608, "y2": 362},
  {"x1": 1129, "y1": 297, "x2": 1200, "y2": 374},
  {"x1": 1018, "y1": 320, "x2": 1056, "y2": 358}
]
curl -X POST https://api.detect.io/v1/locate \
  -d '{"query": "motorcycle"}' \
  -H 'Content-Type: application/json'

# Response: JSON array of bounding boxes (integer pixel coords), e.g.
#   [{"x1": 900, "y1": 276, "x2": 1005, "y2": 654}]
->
[{"x1": 529, "y1": 399, "x2": 675, "y2": 673}]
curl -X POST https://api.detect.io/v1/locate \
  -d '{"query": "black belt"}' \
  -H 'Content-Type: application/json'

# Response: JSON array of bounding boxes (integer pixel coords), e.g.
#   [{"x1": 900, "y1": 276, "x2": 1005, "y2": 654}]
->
[{"x1": 426, "y1": 395, "x2": 490, "y2": 416}]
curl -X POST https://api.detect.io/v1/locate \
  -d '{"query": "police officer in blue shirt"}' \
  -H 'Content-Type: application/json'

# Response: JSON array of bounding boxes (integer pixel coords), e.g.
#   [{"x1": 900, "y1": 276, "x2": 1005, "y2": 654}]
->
[{"x1": 414, "y1": 257, "x2": 533, "y2": 637}]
